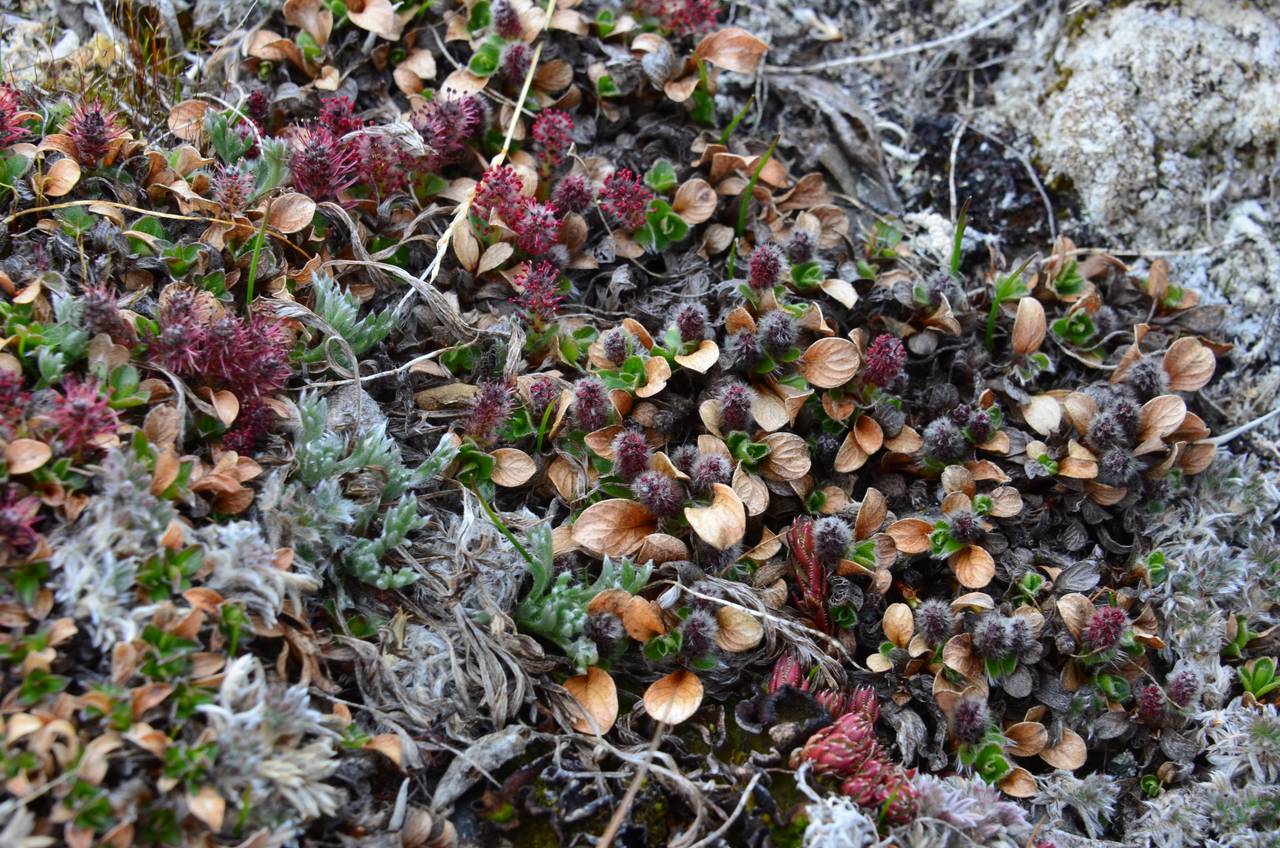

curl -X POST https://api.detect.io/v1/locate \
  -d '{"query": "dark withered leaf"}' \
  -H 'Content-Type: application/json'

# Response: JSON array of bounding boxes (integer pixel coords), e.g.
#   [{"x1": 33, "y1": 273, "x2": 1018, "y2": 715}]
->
[
  {"x1": 1160, "y1": 729, "x2": 1200, "y2": 763},
  {"x1": 1035, "y1": 675, "x2": 1074, "y2": 713},
  {"x1": 1092, "y1": 710, "x2": 1134, "y2": 742},
  {"x1": 1001, "y1": 665, "x2": 1033, "y2": 699},
  {"x1": 882, "y1": 704, "x2": 928, "y2": 768},
  {"x1": 1054, "y1": 559, "x2": 1101, "y2": 594}
]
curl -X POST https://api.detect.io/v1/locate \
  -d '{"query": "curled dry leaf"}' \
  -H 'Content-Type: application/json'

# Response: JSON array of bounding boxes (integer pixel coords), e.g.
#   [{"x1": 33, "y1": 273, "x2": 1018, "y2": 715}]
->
[
  {"x1": 284, "y1": 0, "x2": 334, "y2": 46},
  {"x1": 636, "y1": 533, "x2": 688, "y2": 565},
  {"x1": 1005, "y1": 722, "x2": 1049, "y2": 757},
  {"x1": 715, "y1": 606, "x2": 763, "y2": 652},
  {"x1": 885, "y1": 518, "x2": 932, "y2": 554},
  {"x1": 732, "y1": 464, "x2": 768, "y2": 516},
  {"x1": 882, "y1": 602, "x2": 913, "y2": 647},
  {"x1": 5, "y1": 439, "x2": 52, "y2": 475},
  {"x1": 187, "y1": 786, "x2": 226, "y2": 832},
  {"x1": 672, "y1": 179, "x2": 717, "y2": 224},
  {"x1": 987, "y1": 486, "x2": 1023, "y2": 518},
  {"x1": 1139, "y1": 395, "x2": 1187, "y2": 443},
  {"x1": 797, "y1": 337, "x2": 860, "y2": 388},
  {"x1": 693, "y1": 27, "x2": 769, "y2": 74},
  {"x1": 998, "y1": 767, "x2": 1038, "y2": 798},
  {"x1": 490, "y1": 448, "x2": 536, "y2": 487},
  {"x1": 760, "y1": 432, "x2": 811, "y2": 481},
  {"x1": 571, "y1": 499, "x2": 657, "y2": 556},
  {"x1": 674, "y1": 339, "x2": 719, "y2": 373},
  {"x1": 1021, "y1": 394, "x2": 1061, "y2": 436},
  {"x1": 347, "y1": 0, "x2": 405, "y2": 40},
  {"x1": 1011, "y1": 297, "x2": 1046, "y2": 356},
  {"x1": 684, "y1": 483, "x2": 746, "y2": 550},
  {"x1": 40, "y1": 157, "x2": 81, "y2": 197},
  {"x1": 564, "y1": 667, "x2": 618, "y2": 735},
  {"x1": 643, "y1": 669, "x2": 704, "y2": 725},
  {"x1": 950, "y1": 592, "x2": 995, "y2": 612},
  {"x1": 268, "y1": 193, "x2": 317, "y2": 234},
  {"x1": 950, "y1": 545, "x2": 995, "y2": 589},
  {"x1": 1163, "y1": 336, "x2": 1215, "y2": 391},
  {"x1": 1056, "y1": 593, "x2": 1095, "y2": 641},
  {"x1": 621, "y1": 595, "x2": 667, "y2": 641},
  {"x1": 635, "y1": 356, "x2": 671, "y2": 398},
  {"x1": 393, "y1": 48, "x2": 437, "y2": 95},
  {"x1": 167, "y1": 100, "x2": 209, "y2": 143},
  {"x1": 854, "y1": 488, "x2": 886, "y2": 540},
  {"x1": 1040, "y1": 727, "x2": 1087, "y2": 770}
]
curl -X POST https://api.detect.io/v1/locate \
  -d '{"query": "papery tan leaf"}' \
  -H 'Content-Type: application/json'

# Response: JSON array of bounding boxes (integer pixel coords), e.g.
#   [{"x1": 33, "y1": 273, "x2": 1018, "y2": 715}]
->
[
  {"x1": 797, "y1": 337, "x2": 860, "y2": 388},
  {"x1": 693, "y1": 27, "x2": 768, "y2": 74},
  {"x1": 584, "y1": 425, "x2": 624, "y2": 458},
  {"x1": 347, "y1": 0, "x2": 404, "y2": 39},
  {"x1": 1056, "y1": 593, "x2": 1095, "y2": 641},
  {"x1": 987, "y1": 486, "x2": 1023, "y2": 518},
  {"x1": 268, "y1": 193, "x2": 316, "y2": 234},
  {"x1": 885, "y1": 518, "x2": 932, "y2": 554},
  {"x1": 998, "y1": 767, "x2": 1037, "y2": 798},
  {"x1": 453, "y1": 223, "x2": 480, "y2": 272},
  {"x1": 883, "y1": 426, "x2": 923, "y2": 454},
  {"x1": 976, "y1": 430, "x2": 1011, "y2": 455},
  {"x1": 1021, "y1": 394, "x2": 1061, "y2": 436},
  {"x1": 1040, "y1": 727, "x2": 1087, "y2": 770},
  {"x1": 188, "y1": 786, "x2": 225, "y2": 832},
  {"x1": 1011, "y1": 297, "x2": 1046, "y2": 356},
  {"x1": 866, "y1": 653, "x2": 894, "y2": 673},
  {"x1": 883, "y1": 603, "x2": 913, "y2": 647},
  {"x1": 1062, "y1": 392, "x2": 1100, "y2": 435},
  {"x1": 1140, "y1": 394, "x2": 1187, "y2": 442},
  {"x1": 854, "y1": 488, "x2": 886, "y2": 540},
  {"x1": 167, "y1": 100, "x2": 209, "y2": 142},
  {"x1": 477, "y1": 241, "x2": 514, "y2": 275},
  {"x1": 745, "y1": 526, "x2": 783, "y2": 560},
  {"x1": 942, "y1": 634, "x2": 981, "y2": 681},
  {"x1": 950, "y1": 592, "x2": 995, "y2": 612},
  {"x1": 684, "y1": 483, "x2": 746, "y2": 550},
  {"x1": 950, "y1": 545, "x2": 995, "y2": 589},
  {"x1": 1163, "y1": 336, "x2": 1215, "y2": 391},
  {"x1": 284, "y1": 0, "x2": 334, "y2": 45},
  {"x1": 40, "y1": 157, "x2": 81, "y2": 197},
  {"x1": 1179, "y1": 442, "x2": 1216, "y2": 475},
  {"x1": 833, "y1": 429, "x2": 868, "y2": 473},
  {"x1": 732, "y1": 465, "x2": 768, "y2": 516},
  {"x1": 715, "y1": 606, "x2": 763, "y2": 652},
  {"x1": 635, "y1": 356, "x2": 671, "y2": 398},
  {"x1": 621, "y1": 596, "x2": 666, "y2": 641},
  {"x1": 1005, "y1": 722, "x2": 1049, "y2": 757},
  {"x1": 363, "y1": 734, "x2": 404, "y2": 767},
  {"x1": 819, "y1": 278, "x2": 857, "y2": 309},
  {"x1": 674, "y1": 339, "x2": 719, "y2": 373},
  {"x1": 760, "y1": 432, "x2": 811, "y2": 481},
  {"x1": 636, "y1": 533, "x2": 688, "y2": 565},
  {"x1": 586, "y1": 588, "x2": 630, "y2": 618},
  {"x1": 564, "y1": 667, "x2": 618, "y2": 735},
  {"x1": 5, "y1": 439, "x2": 52, "y2": 474},
  {"x1": 643, "y1": 669, "x2": 704, "y2": 725},
  {"x1": 490, "y1": 448, "x2": 536, "y2": 487},
  {"x1": 571, "y1": 499, "x2": 657, "y2": 556},
  {"x1": 750, "y1": 386, "x2": 788, "y2": 432},
  {"x1": 393, "y1": 48, "x2": 437, "y2": 94},
  {"x1": 941, "y1": 464, "x2": 974, "y2": 496},
  {"x1": 854, "y1": 415, "x2": 883, "y2": 455},
  {"x1": 207, "y1": 390, "x2": 239, "y2": 427},
  {"x1": 672, "y1": 179, "x2": 717, "y2": 224}
]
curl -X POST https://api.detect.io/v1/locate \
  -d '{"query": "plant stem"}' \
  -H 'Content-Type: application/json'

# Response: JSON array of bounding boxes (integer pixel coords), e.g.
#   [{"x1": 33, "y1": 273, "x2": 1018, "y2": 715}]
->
[
  {"x1": 473, "y1": 485, "x2": 536, "y2": 568},
  {"x1": 245, "y1": 208, "x2": 270, "y2": 304}
]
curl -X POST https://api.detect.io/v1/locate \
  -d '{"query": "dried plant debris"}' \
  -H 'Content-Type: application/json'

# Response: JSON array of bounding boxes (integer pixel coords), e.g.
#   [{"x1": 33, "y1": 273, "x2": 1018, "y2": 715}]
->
[{"x1": 0, "y1": 1, "x2": 1277, "y2": 846}]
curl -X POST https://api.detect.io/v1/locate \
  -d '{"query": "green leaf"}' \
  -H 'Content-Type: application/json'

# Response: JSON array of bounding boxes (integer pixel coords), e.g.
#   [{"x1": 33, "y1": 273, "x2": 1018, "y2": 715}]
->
[
  {"x1": 595, "y1": 9, "x2": 616, "y2": 36},
  {"x1": 596, "y1": 75, "x2": 621, "y2": 98},
  {"x1": 468, "y1": 0, "x2": 492, "y2": 31},
  {"x1": 644, "y1": 159, "x2": 678, "y2": 193},
  {"x1": 790, "y1": 261, "x2": 824, "y2": 289},
  {"x1": 468, "y1": 35, "x2": 504, "y2": 77}
]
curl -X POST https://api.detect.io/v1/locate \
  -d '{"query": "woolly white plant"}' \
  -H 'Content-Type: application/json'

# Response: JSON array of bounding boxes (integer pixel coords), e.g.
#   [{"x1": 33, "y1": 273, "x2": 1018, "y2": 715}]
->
[
  {"x1": 1032, "y1": 771, "x2": 1119, "y2": 840},
  {"x1": 199, "y1": 522, "x2": 318, "y2": 626},
  {"x1": 198, "y1": 656, "x2": 345, "y2": 827},
  {"x1": 50, "y1": 450, "x2": 173, "y2": 648}
]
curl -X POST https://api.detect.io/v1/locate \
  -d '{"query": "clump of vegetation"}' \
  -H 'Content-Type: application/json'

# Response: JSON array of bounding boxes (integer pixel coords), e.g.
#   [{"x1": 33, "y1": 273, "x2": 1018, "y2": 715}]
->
[{"x1": 0, "y1": 1, "x2": 1271, "y2": 846}]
